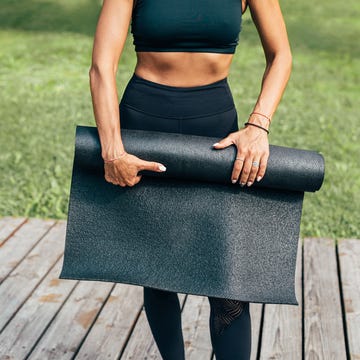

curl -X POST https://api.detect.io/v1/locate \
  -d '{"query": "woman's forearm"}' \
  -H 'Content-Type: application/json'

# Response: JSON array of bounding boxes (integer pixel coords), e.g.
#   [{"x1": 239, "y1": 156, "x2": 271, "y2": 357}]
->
[
  {"x1": 88, "y1": 0, "x2": 134, "y2": 161},
  {"x1": 89, "y1": 65, "x2": 125, "y2": 160},
  {"x1": 247, "y1": 0, "x2": 292, "y2": 128},
  {"x1": 252, "y1": 51, "x2": 292, "y2": 126}
]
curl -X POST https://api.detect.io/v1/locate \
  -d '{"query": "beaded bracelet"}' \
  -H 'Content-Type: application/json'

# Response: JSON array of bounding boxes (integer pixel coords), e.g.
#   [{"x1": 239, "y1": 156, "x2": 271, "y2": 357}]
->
[
  {"x1": 250, "y1": 111, "x2": 272, "y2": 123},
  {"x1": 103, "y1": 151, "x2": 127, "y2": 163},
  {"x1": 244, "y1": 122, "x2": 269, "y2": 134}
]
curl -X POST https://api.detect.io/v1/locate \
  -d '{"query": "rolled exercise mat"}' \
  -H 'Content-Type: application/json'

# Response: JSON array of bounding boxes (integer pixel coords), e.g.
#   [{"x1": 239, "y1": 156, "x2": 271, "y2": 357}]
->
[{"x1": 59, "y1": 125, "x2": 325, "y2": 305}]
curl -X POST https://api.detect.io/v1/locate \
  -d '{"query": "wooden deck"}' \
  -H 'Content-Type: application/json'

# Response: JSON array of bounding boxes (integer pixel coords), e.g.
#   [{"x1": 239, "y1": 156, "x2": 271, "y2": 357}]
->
[{"x1": 0, "y1": 217, "x2": 358, "y2": 359}]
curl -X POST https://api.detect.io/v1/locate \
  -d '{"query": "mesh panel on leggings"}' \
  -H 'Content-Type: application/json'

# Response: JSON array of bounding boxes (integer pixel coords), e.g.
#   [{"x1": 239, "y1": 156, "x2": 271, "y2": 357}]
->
[{"x1": 209, "y1": 297, "x2": 246, "y2": 336}]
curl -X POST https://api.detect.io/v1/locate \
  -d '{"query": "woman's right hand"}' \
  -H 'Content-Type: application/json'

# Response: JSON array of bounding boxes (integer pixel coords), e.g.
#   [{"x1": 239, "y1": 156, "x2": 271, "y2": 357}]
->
[{"x1": 104, "y1": 153, "x2": 166, "y2": 187}]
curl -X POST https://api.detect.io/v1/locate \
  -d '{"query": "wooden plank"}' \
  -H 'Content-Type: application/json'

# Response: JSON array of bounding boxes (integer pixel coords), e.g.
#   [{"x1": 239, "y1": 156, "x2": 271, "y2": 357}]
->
[
  {"x1": 121, "y1": 293, "x2": 186, "y2": 359},
  {"x1": 0, "y1": 257, "x2": 78, "y2": 359},
  {"x1": 0, "y1": 216, "x2": 27, "y2": 246},
  {"x1": 182, "y1": 295, "x2": 212, "y2": 359},
  {"x1": 120, "y1": 308, "x2": 160, "y2": 360},
  {"x1": 27, "y1": 280, "x2": 114, "y2": 360},
  {"x1": 260, "y1": 237, "x2": 302, "y2": 359},
  {"x1": 0, "y1": 220, "x2": 65, "y2": 332},
  {"x1": 338, "y1": 239, "x2": 360, "y2": 359},
  {"x1": 250, "y1": 303, "x2": 264, "y2": 360},
  {"x1": 0, "y1": 217, "x2": 55, "y2": 282},
  {"x1": 75, "y1": 283, "x2": 143, "y2": 359},
  {"x1": 304, "y1": 238, "x2": 347, "y2": 359}
]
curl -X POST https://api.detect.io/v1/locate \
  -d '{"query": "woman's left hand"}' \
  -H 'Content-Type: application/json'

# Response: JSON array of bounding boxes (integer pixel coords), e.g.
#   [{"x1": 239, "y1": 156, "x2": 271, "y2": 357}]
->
[{"x1": 212, "y1": 125, "x2": 269, "y2": 186}]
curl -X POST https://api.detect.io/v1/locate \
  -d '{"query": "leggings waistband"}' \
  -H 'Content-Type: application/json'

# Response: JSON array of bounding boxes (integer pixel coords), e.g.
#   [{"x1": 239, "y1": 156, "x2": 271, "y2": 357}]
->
[{"x1": 131, "y1": 72, "x2": 229, "y2": 91}]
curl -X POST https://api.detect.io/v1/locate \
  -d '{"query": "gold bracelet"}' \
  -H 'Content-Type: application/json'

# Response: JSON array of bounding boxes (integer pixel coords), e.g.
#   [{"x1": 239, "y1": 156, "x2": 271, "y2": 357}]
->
[
  {"x1": 249, "y1": 111, "x2": 272, "y2": 123},
  {"x1": 103, "y1": 151, "x2": 126, "y2": 163}
]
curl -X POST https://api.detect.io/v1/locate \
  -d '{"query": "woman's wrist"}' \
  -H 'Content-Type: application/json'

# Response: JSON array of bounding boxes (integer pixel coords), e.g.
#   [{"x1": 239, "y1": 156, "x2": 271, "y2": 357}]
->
[
  {"x1": 247, "y1": 111, "x2": 271, "y2": 129},
  {"x1": 242, "y1": 111, "x2": 272, "y2": 134},
  {"x1": 244, "y1": 122, "x2": 269, "y2": 134},
  {"x1": 103, "y1": 150, "x2": 127, "y2": 163},
  {"x1": 101, "y1": 145, "x2": 126, "y2": 162}
]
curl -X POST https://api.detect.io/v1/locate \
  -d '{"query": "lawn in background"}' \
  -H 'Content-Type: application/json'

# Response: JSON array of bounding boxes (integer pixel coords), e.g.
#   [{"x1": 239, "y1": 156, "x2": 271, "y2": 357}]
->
[{"x1": 0, "y1": 0, "x2": 359, "y2": 238}]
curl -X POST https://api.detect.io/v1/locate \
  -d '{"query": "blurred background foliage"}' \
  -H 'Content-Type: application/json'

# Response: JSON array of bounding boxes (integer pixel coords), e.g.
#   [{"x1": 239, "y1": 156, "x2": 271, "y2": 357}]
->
[{"x1": 0, "y1": 0, "x2": 359, "y2": 238}]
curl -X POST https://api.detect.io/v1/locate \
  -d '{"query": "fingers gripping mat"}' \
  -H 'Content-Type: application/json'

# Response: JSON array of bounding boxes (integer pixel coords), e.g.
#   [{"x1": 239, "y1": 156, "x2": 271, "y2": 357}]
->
[{"x1": 59, "y1": 126, "x2": 324, "y2": 304}]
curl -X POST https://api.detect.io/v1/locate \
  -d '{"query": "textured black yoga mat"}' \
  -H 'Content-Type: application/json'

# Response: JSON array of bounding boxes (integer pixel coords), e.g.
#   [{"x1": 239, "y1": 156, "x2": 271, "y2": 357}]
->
[{"x1": 59, "y1": 125, "x2": 324, "y2": 304}]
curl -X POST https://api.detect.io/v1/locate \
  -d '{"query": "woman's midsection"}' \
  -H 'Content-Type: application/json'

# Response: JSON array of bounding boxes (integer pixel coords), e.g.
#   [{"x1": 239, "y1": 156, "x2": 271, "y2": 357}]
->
[
  {"x1": 134, "y1": 51, "x2": 234, "y2": 87},
  {"x1": 119, "y1": 72, "x2": 239, "y2": 138}
]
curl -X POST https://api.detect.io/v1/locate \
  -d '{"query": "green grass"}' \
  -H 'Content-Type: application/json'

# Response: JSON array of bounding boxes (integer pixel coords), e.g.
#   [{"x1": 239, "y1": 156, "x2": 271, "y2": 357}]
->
[{"x1": 0, "y1": 0, "x2": 359, "y2": 238}]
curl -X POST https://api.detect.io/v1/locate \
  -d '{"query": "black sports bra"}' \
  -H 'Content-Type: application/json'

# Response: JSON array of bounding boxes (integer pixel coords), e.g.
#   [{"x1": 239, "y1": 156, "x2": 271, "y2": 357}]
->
[{"x1": 131, "y1": 0, "x2": 242, "y2": 54}]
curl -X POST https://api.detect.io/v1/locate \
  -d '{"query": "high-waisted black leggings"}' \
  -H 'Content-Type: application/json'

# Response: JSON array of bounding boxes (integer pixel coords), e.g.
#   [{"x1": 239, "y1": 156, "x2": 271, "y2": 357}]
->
[{"x1": 119, "y1": 73, "x2": 251, "y2": 360}]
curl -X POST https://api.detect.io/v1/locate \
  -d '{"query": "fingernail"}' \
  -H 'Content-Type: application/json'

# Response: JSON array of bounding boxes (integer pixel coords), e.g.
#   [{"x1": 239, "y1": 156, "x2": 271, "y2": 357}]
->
[
  {"x1": 159, "y1": 165, "x2": 167, "y2": 171},
  {"x1": 212, "y1": 142, "x2": 219, "y2": 147},
  {"x1": 231, "y1": 179, "x2": 237, "y2": 184},
  {"x1": 256, "y1": 176, "x2": 262, "y2": 182},
  {"x1": 247, "y1": 181, "x2": 253, "y2": 187},
  {"x1": 240, "y1": 182, "x2": 246, "y2": 187}
]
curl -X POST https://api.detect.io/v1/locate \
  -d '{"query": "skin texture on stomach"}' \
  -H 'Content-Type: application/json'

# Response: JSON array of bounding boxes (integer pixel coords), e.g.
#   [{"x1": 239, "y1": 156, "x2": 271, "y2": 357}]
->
[{"x1": 134, "y1": 51, "x2": 234, "y2": 87}]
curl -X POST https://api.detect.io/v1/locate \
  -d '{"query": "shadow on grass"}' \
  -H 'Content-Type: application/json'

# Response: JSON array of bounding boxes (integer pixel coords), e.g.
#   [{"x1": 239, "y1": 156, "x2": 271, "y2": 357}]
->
[{"x1": 0, "y1": 0, "x2": 102, "y2": 37}]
